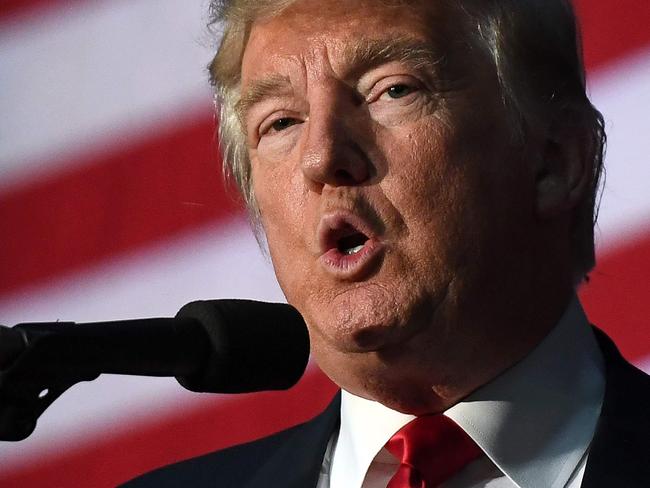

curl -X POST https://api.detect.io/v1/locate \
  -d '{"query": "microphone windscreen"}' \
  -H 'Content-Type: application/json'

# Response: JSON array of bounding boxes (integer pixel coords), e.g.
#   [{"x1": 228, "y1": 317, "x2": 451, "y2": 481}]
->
[{"x1": 174, "y1": 299, "x2": 310, "y2": 393}]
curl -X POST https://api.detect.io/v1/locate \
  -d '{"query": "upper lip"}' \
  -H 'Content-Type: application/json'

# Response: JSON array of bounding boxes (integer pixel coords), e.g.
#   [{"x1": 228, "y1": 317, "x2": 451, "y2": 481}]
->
[{"x1": 317, "y1": 211, "x2": 380, "y2": 255}]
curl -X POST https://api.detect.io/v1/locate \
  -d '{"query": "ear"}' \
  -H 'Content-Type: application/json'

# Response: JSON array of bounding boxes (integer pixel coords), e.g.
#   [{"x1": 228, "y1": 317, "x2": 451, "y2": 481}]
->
[{"x1": 533, "y1": 125, "x2": 590, "y2": 219}]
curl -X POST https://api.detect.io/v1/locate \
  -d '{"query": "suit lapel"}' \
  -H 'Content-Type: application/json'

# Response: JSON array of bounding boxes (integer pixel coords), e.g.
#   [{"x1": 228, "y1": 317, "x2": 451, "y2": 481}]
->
[
  {"x1": 240, "y1": 328, "x2": 650, "y2": 488},
  {"x1": 581, "y1": 328, "x2": 650, "y2": 487},
  {"x1": 245, "y1": 393, "x2": 341, "y2": 488}
]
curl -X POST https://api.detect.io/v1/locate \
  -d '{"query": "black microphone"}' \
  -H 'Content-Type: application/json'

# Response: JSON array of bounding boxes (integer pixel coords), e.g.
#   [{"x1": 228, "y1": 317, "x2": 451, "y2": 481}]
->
[{"x1": 0, "y1": 299, "x2": 310, "y2": 441}]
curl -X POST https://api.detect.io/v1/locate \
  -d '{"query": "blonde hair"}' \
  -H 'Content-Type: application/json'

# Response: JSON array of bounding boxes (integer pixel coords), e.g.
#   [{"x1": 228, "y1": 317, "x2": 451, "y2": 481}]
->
[
  {"x1": 207, "y1": 0, "x2": 298, "y2": 223},
  {"x1": 207, "y1": 0, "x2": 605, "y2": 281}
]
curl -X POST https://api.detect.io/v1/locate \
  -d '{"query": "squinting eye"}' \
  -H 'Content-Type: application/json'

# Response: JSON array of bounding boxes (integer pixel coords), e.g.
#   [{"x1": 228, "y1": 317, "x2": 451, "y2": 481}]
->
[{"x1": 385, "y1": 84, "x2": 414, "y2": 99}]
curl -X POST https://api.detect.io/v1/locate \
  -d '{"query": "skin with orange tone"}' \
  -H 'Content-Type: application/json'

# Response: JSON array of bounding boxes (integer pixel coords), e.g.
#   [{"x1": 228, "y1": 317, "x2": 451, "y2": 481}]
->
[{"x1": 240, "y1": 0, "x2": 583, "y2": 414}]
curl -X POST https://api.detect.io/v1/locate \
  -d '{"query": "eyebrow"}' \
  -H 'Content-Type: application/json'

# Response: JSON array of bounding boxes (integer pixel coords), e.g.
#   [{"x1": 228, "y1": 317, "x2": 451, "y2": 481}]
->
[
  {"x1": 236, "y1": 73, "x2": 293, "y2": 122},
  {"x1": 343, "y1": 36, "x2": 444, "y2": 78},
  {"x1": 236, "y1": 36, "x2": 444, "y2": 120}
]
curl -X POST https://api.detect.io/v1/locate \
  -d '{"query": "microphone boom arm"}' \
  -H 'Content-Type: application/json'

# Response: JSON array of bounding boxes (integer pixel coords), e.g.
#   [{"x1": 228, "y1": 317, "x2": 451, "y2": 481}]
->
[
  {"x1": 0, "y1": 317, "x2": 208, "y2": 441},
  {"x1": 0, "y1": 299, "x2": 310, "y2": 442}
]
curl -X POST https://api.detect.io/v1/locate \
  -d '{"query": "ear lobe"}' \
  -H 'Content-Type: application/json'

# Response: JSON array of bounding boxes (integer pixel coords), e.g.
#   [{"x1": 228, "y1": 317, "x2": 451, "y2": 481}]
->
[{"x1": 534, "y1": 132, "x2": 589, "y2": 219}]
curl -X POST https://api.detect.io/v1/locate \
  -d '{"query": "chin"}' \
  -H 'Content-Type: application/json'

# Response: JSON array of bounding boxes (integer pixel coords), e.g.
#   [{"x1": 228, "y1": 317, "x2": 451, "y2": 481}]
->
[
  {"x1": 309, "y1": 310, "x2": 422, "y2": 356},
  {"x1": 302, "y1": 280, "x2": 434, "y2": 353},
  {"x1": 333, "y1": 320, "x2": 407, "y2": 352},
  {"x1": 312, "y1": 340, "x2": 452, "y2": 415},
  {"x1": 350, "y1": 371, "x2": 450, "y2": 415},
  {"x1": 378, "y1": 395, "x2": 448, "y2": 416}
]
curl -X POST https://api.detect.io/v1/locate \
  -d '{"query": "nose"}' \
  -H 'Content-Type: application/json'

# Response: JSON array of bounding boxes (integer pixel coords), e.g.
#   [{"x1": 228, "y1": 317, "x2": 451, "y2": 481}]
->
[{"x1": 300, "y1": 83, "x2": 373, "y2": 189}]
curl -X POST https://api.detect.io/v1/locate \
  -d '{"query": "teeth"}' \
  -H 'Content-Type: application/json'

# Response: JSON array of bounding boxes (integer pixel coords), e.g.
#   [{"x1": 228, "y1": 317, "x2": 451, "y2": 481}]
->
[{"x1": 344, "y1": 244, "x2": 364, "y2": 255}]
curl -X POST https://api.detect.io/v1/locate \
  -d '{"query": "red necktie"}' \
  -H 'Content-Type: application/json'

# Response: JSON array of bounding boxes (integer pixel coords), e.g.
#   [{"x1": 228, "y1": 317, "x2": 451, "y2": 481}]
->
[{"x1": 385, "y1": 415, "x2": 482, "y2": 488}]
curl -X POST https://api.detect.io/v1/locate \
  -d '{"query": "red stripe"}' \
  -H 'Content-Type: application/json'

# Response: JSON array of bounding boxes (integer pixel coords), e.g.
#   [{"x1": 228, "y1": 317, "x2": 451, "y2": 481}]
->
[
  {"x1": 0, "y1": 368, "x2": 338, "y2": 488},
  {"x1": 574, "y1": 0, "x2": 650, "y2": 70},
  {"x1": 0, "y1": 115, "x2": 241, "y2": 297},
  {"x1": 0, "y1": 0, "x2": 85, "y2": 22},
  {"x1": 579, "y1": 228, "x2": 650, "y2": 363}
]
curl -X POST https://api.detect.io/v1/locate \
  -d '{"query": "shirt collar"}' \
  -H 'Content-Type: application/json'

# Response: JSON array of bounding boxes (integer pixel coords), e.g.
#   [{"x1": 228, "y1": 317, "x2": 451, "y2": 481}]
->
[{"x1": 330, "y1": 297, "x2": 605, "y2": 488}]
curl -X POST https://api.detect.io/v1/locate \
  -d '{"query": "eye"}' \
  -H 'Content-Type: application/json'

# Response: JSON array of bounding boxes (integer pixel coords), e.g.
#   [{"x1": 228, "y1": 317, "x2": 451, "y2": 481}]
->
[
  {"x1": 259, "y1": 116, "x2": 301, "y2": 138},
  {"x1": 270, "y1": 117, "x2": 299, "y2": 132},
  {"x1": 385, "y1": 84, "x2": 415, "y2": 99}
]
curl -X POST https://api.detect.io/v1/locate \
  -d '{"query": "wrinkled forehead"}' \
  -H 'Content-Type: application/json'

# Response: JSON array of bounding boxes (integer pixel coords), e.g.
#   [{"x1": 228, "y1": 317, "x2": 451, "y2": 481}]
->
[{"x1": 240, "y1": 0, "x2": 462, "y2": 82}]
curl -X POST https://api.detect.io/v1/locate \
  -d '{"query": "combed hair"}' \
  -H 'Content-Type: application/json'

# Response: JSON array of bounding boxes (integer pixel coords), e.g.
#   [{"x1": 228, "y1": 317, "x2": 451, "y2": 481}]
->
[{"x1": 207, "y1": 0, "x2": 606, "y2": 282}]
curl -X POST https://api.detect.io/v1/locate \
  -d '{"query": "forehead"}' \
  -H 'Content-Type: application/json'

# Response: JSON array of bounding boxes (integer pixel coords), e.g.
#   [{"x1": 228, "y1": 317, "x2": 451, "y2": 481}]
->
[{"x1": 241, "y1": 0, "x2": 458, "y2": 82}]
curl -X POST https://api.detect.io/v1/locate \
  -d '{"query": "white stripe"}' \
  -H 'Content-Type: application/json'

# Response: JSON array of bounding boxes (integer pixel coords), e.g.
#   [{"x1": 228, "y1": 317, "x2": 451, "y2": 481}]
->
[
  {"x1": 638, "y1": 354, "x2": 650, "y2": 375},
  {"x1": 589, "y1": 48, "x2": 650, "y2": 250},
  {"x1": 0, "y1": 218, "x2": 287, "y2": 467},
  {"x1": 0, "y1": 220, "x2": 283, "y2": 324},
  {"x1": 0, "y1": 0, "x2": 215, "y2": 191}
]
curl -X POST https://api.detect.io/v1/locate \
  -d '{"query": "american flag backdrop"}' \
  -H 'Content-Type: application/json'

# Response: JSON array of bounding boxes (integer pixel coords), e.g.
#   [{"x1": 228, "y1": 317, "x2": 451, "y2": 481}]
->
[{"x1": 0, "y1": 1, "x2": 649, "y2": 486}]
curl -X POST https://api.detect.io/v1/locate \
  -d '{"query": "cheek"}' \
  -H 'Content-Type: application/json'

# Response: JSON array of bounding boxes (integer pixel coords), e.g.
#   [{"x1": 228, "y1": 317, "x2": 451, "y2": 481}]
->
[
  {"x1": 251, "y1": 159, "x2": 310, "y2": 285},
  {"x1": 379, "y1": 120, "x2": 494, "y2": 280},
  {"x1": 252, "y1": 153, "x2": 303, "y2": 229},
  {"x1": 382, "y1": 121, "x2": 461, "y2": 223}
]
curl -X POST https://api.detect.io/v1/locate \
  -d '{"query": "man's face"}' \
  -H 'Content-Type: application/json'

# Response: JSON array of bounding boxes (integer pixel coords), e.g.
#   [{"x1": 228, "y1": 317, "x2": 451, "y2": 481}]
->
[{"x1": 240, "y1": 0, "x2": 541, "y2": 412}]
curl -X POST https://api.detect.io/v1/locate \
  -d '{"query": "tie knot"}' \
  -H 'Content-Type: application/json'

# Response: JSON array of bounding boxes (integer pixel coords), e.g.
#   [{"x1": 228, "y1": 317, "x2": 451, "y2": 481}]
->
[{"x1": 385, "y1": 415, "x2": 482, "y2": 487}]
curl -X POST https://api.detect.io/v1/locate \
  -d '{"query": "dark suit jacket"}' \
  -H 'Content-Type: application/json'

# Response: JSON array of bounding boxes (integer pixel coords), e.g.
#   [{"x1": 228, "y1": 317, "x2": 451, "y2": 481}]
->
[{"x1": 125, "y1": 329, "x2": 650, "y2": 487}]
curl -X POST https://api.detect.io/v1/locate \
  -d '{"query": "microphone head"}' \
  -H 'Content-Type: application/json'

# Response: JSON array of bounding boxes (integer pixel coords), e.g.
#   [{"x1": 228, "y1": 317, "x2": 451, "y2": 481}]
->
[{"x1": 174, "y1": 299, "x2": 310, "y2": 393}]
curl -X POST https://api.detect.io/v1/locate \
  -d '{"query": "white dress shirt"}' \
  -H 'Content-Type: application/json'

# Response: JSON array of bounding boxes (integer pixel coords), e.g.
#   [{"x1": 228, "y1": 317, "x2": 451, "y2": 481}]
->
[{"x1": 317, "y1": 298, "x2": 605, "y2": 488}]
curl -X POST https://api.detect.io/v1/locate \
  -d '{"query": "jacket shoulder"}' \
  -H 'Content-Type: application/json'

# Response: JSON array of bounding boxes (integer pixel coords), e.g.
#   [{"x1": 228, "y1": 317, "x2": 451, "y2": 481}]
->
[
  {"x1": 124, "y1": 423, "x2": 303, "y2": 487},
  {"x1": 122, "y1": 393, "x2": 341, "y2": 488},
  {"x1": 582, "y1": 328, "x2": 650, "y2": 487}
]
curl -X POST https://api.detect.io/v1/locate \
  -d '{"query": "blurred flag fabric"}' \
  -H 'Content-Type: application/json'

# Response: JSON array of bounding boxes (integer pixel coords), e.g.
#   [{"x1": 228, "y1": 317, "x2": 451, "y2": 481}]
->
[{"x1": 0, "y1": 1, "x2": 649, "y2": 486}]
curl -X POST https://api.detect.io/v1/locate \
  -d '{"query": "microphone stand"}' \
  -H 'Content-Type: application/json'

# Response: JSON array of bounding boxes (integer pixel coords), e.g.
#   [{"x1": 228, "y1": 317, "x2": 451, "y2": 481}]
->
[
  {"x1": 0, "y1": 317, "x2": 206, "y2": 442},
  {"x1": 0, "y1": 299, "x2": 310, "y2": 442}
]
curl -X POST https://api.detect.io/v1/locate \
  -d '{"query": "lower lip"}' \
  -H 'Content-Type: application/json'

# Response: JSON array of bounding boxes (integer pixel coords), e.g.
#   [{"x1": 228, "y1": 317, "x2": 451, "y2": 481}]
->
[{"x1": 319, "y1": 238, "x2": 384, "y2": 280}]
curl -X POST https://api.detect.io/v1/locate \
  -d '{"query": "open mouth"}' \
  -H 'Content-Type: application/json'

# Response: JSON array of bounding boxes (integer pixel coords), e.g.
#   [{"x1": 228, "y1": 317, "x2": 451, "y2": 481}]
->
[
  {"x1": 317, "y1": 212, "x2": 385, "y2": 279},
  {"x1": 336, "y1": 230, "x2": 369, "y2": 255}
]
